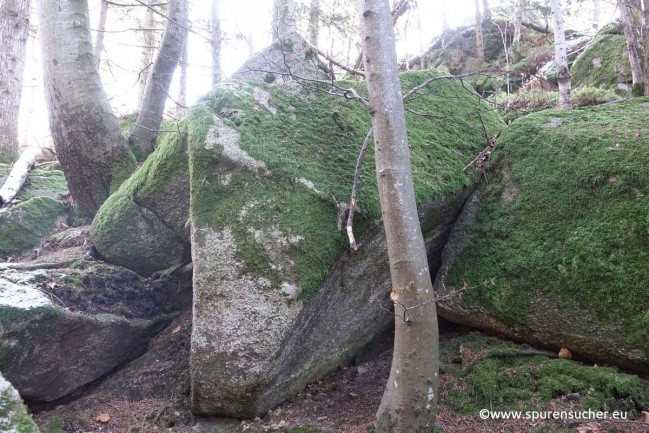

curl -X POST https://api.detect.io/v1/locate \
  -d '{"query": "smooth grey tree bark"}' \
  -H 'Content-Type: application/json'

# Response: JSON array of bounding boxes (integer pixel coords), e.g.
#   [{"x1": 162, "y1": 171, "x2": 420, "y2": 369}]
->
[
  {"x1": 475, "y1": 0, "x2": 484, "y2": 62},
  {"x1": 308, "y1": 0, "x2": 321, "y2": 45},
  {"x1": 129, "y1": 0, "x2": 188, "y2": 159},
  {"x1": 357, "y1": 0, "x2": 439, "y2": 431},
  {"x1": 550, "y1": 0, "x2": 572, "y2": 109},
  {"x1": 619, "y1": 0, "x2": 644, "y2": 95},
  {"x1": 93, "y1": 0, "x2": 109, "y2": 65},
  {"x1": 272, "y1": 0, "x2": 297, "y2": 42},
  {"x1": 38, "y1": 0, "x2": 136, "y2": 220},
  {"x1": 137, "y1": 0, "x2": 157, "y2": 110},
  {"x1": 0, "y1": 0, "x2": 30, "y2": 161},
  {"x1": 513, "y1": 0, "x2": 526, "y2": 43},
  {"x1": 592, "y1": 0, "x2": 601, "y2": 31},
  {"x1": 176, "y1": 37, "x2": 188, "y2": 118},
  {"x1": 211, "y1": 0, "x2": 222, "y2": 86}
]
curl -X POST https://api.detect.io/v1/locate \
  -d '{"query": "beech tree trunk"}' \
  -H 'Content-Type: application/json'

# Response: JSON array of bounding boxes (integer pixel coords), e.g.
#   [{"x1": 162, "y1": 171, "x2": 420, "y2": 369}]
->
[
  {"x1": 129, "y1": 0, "x2": 188, "y2": 159},
  {"x1": 357, "y1": 0, "x2": 439, "y2": 431},
  {"x1": 0, "y1": 0, "x2": 30, "y2": 161},
  {"x1": 592, "y1": 0, "x2": 601, "y2": 31},
  {"x1": 550, "y1": 0, "x2": 572, "y2": 109},
  {"x1": 272, "y1": 0, "x2": 297, "y2": 42},
  {"x1": 308, "y1": 0, "x2": 321, "y2": 45},
  {"x1": 137, "y1": 0, "x2": 157, "y2": 111},
  {"x1": 211, "y1": 0, "x2": 222, "y2": 86},
  {"x1": 176, "y1": 38, "x2": 188, "y2": 118},
  {"x1": 513, "y1": 0, "x2": 525, "y2": 43},
  {"x1": 38, "y1": 0, "x2": 136, "y2": 220},
  {"x1": 475, "y1": 0, "x2": 484, "y2": 62},
  {"x1": 94, "y1": 0, "x2": 109, "y2": 64},
  {"x1": 619, "y1": 0, "x2": 644, "y2": 95},
  {"x1": 482, "y1": 0, "x2": 491, "y2": 19}
]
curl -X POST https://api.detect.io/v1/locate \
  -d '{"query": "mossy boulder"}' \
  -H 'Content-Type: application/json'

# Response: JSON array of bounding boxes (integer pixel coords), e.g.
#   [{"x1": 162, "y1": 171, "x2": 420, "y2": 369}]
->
[
  {"x1": 90, "y1": 125, "x2": 191, "y2": 276},
  {"x1": 189, "y1": 70, "x2": 503, "y2": 416},
  {"x1": 572, "y1": 33, "x2": 631, "y2": 90},
  {"x1": 435, "y1": 99, "x2": 649, "y2": 372},
  {"x1": 0, "y1": 197, "x2": 66, "y2": 259},
  {"x1": 0, "y1": 268, "x2": 171, "y2": 401},
  {"x1": 0, "y1": 374, "x2": 39, "y2": 433}
]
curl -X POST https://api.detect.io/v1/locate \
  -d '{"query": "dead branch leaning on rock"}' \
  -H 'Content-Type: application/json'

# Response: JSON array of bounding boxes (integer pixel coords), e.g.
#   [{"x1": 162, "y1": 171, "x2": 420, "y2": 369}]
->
[{"x1": 0, "y1": 148, "x2": 37, "y2": 207}]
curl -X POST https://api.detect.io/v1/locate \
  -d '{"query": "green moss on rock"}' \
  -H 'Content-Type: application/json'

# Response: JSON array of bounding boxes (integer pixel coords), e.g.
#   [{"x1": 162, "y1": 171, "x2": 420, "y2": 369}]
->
[
  {"x1": 0, "y1": 376, "x2": 40, "y2": 433},
  {"x1": 191, "y1": 70, "x2": 504, "y2": 298},
  {"x1": 447, "y1": 99, "x2": 649, "y2": 346},
  {"x1": 572, "y1": 34, "x2": 630, "y2": 90},
  {"x1": 0, "y1": 197, "x2": 66, "y2": 258},
  {"x1": 443, "y1": 333, "x2": 649, "y2": 415}
]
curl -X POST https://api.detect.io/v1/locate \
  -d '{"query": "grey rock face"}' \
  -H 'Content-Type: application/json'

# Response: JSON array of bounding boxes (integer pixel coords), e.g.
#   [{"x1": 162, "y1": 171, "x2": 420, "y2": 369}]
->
[
  {"x1": 190, "y1": 190, "x2": 470, "y2": 417},
  {"x1": 0, "y1": 274, "x2": 171, "y2": 401}
]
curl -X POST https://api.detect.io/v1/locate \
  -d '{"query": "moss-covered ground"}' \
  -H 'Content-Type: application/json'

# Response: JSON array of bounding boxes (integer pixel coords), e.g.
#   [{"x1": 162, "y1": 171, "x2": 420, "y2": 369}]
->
[
  {"x1": 572, "y1": 34, "x2": 630, "y2": 90},
  {"x1": 441, "y1": 333, "x2": 649, "y2": 417},
  {"x1": 0, "y1": 197, "x2": 66, "y2": 258},
  {"x1": 190, "y1": 71, "x2": 503, "y2": 298},
  {"x1": 447, "y1": 99, "x2": 649, "y2": 345}
]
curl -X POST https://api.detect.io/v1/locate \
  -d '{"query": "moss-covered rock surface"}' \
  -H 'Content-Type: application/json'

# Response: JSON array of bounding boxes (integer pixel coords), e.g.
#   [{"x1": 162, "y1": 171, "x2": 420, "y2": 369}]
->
[
  {"x1": 435, "y1": 99, "x2": 649, "y2": 372},
  {"x1": 0, "y1": 374, "x2": 40, "y2": 433},
  {"x1": 571, "y1": 33, "x2": 631, "y2": 91},
  {"x1": 189, "y1": 69, "x2": 502, "y2": 417},
  {"x1": 0, "y1": 197, "x2": 66, "y2": 259}
]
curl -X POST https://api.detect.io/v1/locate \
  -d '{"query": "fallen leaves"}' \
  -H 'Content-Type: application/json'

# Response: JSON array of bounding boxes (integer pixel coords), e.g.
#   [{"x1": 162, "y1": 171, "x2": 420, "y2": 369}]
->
[
  {"x1": 643, "y1": 411, "x2": 649, "y2": 423},
  {"x1": 171, "y1": 325, "x2": 181, "y2": 334},
  {"x1": 95, "y1": 413, "x2": 110, "y2": 423}
]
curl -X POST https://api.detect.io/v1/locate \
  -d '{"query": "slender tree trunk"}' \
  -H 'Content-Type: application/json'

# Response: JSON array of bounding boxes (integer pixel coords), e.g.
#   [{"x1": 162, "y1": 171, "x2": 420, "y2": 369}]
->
[
  {"x1": 94, "y1": 0, "x2": 109, "y2": 65},
  {"x1": 211, "y1": 0, "x2": 222, "y2": 86},
  {"x1": 643, "y1": 0, "x2": 649, "y2": 95},
  {"x1": 308, "y1": 0, "x2": 321, "y2": 45},
  {"x1": 129, "y1": 0, "x2": 188, "y2": 159},
  {"x1": 272, "y1": 0, "x2": 297, "y2": 42},
  {"x1": 514, "y1": 0, "x2": 525, "y2": 43},
  {"x1": 0, "y1": 0, "x2": 30, "y2": 161},
  {"x1": 619, "y1": 0, "x2": 644, "y2": 95},
  {"x1": 176, "y1": 38, "x2": 188, "y2": 118},
  {"x1": 441, "y1": 0, "x2": 449, "y2": 32},
  {"x1": 357, "y1": 0, "x2": 439, "y2": 431},
  {"x1": 37, "y1": 0, "x2": 136, "y2": 220},
  {"x1": 482, "y1": 0, "x2": 491, "y2": 19},
  {"x1": 592, "y1": 0, "x2": 601, "y2": 32},
  {"x1": 550, "y1": 0, "x2": 572, "y2": 109},
  {"x1": 475, "y1": 0, "x2": 484, "y2": 62},
  {"x1": 137, "y1": 0, "x2": 157, "y2": 111}
]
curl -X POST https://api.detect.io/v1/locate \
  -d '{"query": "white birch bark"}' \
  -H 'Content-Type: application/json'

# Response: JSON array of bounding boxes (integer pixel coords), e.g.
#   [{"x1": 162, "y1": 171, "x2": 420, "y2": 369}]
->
[
  {"x1": 211, "y1": 0, "x2": 222, "y2": 86},
  {"x1": 94, "y1": 0, "x2": 109, "y2": 65}
]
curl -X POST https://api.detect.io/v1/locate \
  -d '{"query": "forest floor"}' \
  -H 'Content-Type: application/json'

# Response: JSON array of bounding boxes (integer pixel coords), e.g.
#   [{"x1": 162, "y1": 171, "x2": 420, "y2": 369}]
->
[{"x1": 20, "y1": 228, "x2": 649, "y2": 433}]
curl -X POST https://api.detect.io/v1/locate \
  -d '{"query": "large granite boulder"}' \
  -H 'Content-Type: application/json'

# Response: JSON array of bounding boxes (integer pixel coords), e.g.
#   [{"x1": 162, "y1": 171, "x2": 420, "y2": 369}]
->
[
  {"x1": 188, "y1": 70, "x2": 503, "y2": 416},
  {"x1": 571, "y1": 28, "x2": 631, "y2": 92},
  {"x1": 0, "y1": 266, "x2": 172, "y2": 401},
  {"x1": 434, "y1": 100, "x2": 649, "y2": 373},
  {"x1": 91, "y1": 33, "x2": 329, "y2": 277}
]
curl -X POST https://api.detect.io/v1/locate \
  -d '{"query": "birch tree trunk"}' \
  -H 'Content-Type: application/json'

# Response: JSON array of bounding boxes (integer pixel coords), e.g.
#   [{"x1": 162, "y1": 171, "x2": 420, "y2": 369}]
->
[
  {"x1": 619, "y1": 0, "x2": 644, "y2": 95},
  {"x1": 308, "y1": 0, "x2": 321, "y2": 45},
  {"x1": 137, "y1": 0, "x2": 157, "y2": 111},
  {"x1": 475, "y1": 0, "x2": 485, "y2": 62},
  {"x1": 0, "y1": 0, "x2": 30, "y2": 161},
  {"x1": 129, "y1": 0, "x2": 188, "y2": 159},
  {"x1": 550, "y1": 0, "x2": 572, "y2": 109},
  {"x1": 357, "y1": 0, "x2": 439, "y2": 431},
  {"x1": 94, "y1": 0, "x2": 109, "y2": 65},
  {"x1": 441, "y1": 0, "x2": 449, "y2": 32},
  {"x1": 482, "y1": 0, "x2": 491, "y2": 19},
  {"x1": 38, "y1": 0, "x2": 136, "y2": 220},
  {"x1": 211, "y1": 0, "x2": 222, "y2": 86},
  {"x1": 272, "y1": 0, "x2": 297, "y2": 42}
]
